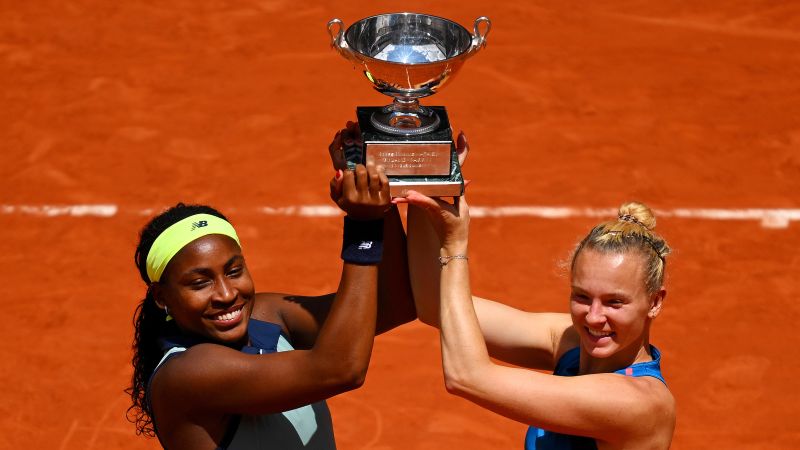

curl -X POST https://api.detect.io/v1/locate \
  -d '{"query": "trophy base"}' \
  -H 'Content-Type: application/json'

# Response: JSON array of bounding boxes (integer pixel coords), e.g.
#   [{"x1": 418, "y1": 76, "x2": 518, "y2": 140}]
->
[{"x1": 352, "y1": 106, "x2": 464, "y2": 198}]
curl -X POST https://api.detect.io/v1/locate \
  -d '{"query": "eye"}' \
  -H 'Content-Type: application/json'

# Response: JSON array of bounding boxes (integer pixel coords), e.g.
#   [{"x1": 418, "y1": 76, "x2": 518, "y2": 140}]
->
[
  {"x1": 227, "y1": 266, "x2": 244, "y2": 278},
  {"x1": 608, "y1": 299, "x2": 624, "y2": 308},
  {"x1": 188, "y1": 278, "x2": 211, "y2": 289},
  {"x1": 571, "y1": 293, "x2": 590, "y2": 304}
]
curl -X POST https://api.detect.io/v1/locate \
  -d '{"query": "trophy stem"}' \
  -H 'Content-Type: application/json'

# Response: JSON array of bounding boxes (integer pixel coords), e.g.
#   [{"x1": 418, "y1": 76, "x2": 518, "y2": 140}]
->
[
  {"x1": 392, "y1": 97, "x2": 421, "y2": 112},
  {"x1": 369, "y1": 98, "x2": 441, "y2": 136}
]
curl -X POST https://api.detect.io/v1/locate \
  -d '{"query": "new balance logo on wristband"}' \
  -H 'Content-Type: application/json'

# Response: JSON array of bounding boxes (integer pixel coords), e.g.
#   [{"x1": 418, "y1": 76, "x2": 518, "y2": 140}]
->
[{"x1": 358, "y1": 241, "x2": 373, "y2": 250}]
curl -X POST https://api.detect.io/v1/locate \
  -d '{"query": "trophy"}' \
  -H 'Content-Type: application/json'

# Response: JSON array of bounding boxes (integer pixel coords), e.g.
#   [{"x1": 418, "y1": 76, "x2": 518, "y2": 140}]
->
[{"x1": 327, "y1": 13, "x2": 491, "y2": 197}]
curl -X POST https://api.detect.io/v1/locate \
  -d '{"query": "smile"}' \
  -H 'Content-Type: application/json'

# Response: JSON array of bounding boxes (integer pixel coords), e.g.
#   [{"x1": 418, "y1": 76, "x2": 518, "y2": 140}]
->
[
  {"x1": 586, "y1": 327, "x2": 614, "y2": 338},
  {"x1": 211, "y1": 305, "x2": 244, "y2": 322}
]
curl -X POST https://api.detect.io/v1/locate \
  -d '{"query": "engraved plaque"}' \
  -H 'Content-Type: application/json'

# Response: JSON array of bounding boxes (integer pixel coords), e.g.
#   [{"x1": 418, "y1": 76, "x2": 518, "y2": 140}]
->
[{"x1": 365, "y1": 142, "x2": 451, "y2": 176}]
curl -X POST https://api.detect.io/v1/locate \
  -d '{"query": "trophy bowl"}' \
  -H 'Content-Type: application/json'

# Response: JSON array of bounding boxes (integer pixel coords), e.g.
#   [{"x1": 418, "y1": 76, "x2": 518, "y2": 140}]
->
[
  {"x1": 328, "y1": 13, "x2": 490, "y2": 136},
  {"x1": 327, "y1": 13, "x2": 490, "y2": 197}
]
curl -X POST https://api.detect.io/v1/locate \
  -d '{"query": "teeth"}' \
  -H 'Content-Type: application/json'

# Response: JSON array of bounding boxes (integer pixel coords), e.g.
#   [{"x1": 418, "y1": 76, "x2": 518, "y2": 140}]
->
[
  {"x1": 587, "y1": 328, "x2": 612, "y2": 338},
  {"x1": 214, "y1": 308, "x2": 241, "y2": 322}
]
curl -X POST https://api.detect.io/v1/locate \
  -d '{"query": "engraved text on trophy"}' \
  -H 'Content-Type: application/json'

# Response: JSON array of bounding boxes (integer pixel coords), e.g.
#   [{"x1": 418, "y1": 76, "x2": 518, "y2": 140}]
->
[{"x1": 364, "y1": 142, "x2": 451, "y2": 176}]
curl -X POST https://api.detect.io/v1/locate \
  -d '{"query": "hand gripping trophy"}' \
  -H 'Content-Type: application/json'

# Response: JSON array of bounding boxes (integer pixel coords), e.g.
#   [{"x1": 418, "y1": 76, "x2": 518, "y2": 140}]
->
[{"x1": 328, "y1": 13, "x2": 491, "y2": 197}]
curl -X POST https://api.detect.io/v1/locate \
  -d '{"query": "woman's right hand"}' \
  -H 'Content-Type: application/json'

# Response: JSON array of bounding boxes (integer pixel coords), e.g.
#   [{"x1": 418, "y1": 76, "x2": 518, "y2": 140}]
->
[
  {"x1": 395, "y1": 192, "x2": 470, "y2": 253},
  {"x1": 331, "y1": 163, "x2": 391, "y2": 221}
]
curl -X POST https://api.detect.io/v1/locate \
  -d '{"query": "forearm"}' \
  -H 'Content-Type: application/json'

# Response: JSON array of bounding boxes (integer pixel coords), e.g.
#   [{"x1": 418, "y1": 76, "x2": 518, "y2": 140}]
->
[
  {"x1": 310, "y1": 263, "x2": 378, "y2": 384},
  {"x1": 375, "y1": 205, "x2": 416, "y2": 334},
  {"x1": 407, "y1": 204, "x2": 443, "y2": 325},
  {"x1": 438, "y1": 245, "x2": 494, "y2": 394}
]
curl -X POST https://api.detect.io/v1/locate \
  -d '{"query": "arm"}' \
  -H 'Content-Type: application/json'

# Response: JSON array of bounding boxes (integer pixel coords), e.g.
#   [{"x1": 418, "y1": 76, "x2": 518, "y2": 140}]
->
[
  {"x1": 274, "y1": 203, "x2": 414, "y2": 349},
  {"x1": 404, "y1": 193, "x2": 673, "y2": 443},
  {"x1": 406, "y1": 202, "x2": 573, "y2": 370},
  {"x1": 318, "y1": 121, "x2": 416, "y2": 336},
  {"x1": 152, "y1": 164, "x2": 389, "y2": 416}
]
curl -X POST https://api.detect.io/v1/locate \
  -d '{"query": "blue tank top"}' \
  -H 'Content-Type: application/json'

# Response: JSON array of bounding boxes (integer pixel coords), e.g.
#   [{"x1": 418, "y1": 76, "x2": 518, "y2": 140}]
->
[
  {"x1": 524, "y1": 345, "x2": 666, "y2": 450},
  {"x1": 149, "y1": 319, "x2": 336, "y2": 450}
]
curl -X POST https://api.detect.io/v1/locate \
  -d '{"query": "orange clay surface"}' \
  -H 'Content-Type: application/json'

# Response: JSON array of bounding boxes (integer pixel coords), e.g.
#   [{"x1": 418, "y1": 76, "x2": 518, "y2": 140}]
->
[{"x1": 2, "y1": 1, "x2": 799, "y2": 449}]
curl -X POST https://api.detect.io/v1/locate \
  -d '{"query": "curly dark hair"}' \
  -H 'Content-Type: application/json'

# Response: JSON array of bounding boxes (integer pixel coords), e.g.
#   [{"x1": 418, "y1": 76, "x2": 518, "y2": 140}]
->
[{"x1": 126, "y1": 203, "x2": 229, "y2": 436}]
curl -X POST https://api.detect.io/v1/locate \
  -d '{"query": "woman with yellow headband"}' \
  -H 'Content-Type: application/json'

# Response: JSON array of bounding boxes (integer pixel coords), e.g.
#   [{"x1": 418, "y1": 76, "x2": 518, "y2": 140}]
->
[
  {"x1": 127, "y1": 153, "x2": 415, "y2": 449},
  {"x1": 398, "y1": 192, "x2": 676, "y2": 450}
]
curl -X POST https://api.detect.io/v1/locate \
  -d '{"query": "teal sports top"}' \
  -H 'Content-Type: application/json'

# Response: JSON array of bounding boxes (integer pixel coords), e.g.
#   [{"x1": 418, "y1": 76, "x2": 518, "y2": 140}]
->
[{"x1": 524, "y1": 346, "x2": 666, "y2": 450}]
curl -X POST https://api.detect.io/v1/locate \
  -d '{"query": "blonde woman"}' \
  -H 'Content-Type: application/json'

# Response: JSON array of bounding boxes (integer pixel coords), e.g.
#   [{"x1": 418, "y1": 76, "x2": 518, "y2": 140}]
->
[{"x1": 396, "y1": 193, "x2": 675, "y2": 450}]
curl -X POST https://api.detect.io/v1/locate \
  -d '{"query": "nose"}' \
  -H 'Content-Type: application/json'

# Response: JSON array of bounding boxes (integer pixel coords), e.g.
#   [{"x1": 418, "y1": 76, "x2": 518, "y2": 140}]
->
[
  {"x1": 213, "y1": 277, "x2": 237, "y2": 304},
  {"x1": 585, "y1": 299, "x2": 606, "y2": 325}
]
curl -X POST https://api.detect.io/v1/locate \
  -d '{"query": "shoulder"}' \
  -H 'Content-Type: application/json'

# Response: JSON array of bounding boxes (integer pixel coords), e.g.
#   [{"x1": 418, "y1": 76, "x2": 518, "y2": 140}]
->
[
  {"x1": 620, "y1": 375, "x2": 676, "y2": 430},
  {"x1": 154, "y1": 343, "x2": 243, "y2": 381},
  {"x1": 150, "y1": 343, "x2": 244, "y2": 411},
  {"x1": 251, "y1": 292, "x2": 294, "y2": 327}
]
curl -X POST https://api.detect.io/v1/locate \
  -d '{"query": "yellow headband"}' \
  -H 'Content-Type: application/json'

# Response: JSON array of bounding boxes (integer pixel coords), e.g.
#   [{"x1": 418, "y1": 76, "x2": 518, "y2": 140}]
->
[{"x1": 146, "y1": 213, "x2": 241, "y2": 282}]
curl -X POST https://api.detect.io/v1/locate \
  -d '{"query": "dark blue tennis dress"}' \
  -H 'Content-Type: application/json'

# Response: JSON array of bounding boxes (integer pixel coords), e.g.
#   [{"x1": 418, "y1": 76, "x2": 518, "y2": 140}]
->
[
  {"x1": 149, "y1": 319, "x2": 336, "y2": 450},
  {"x1": 524, "y1": 346, "x2": 666, "y2": 450}
]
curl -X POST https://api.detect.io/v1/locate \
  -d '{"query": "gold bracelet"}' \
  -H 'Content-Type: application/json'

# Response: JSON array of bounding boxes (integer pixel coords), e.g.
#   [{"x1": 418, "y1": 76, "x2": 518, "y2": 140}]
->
[{"x1": 438, "y1": 255, "x2": 468, "y2": 266}]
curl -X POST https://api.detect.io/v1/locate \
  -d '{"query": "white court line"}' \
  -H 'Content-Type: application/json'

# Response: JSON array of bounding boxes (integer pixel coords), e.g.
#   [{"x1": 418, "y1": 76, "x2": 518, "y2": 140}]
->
[{"x1": 2, "y1": 204, "x2": 798, "y2": 228}]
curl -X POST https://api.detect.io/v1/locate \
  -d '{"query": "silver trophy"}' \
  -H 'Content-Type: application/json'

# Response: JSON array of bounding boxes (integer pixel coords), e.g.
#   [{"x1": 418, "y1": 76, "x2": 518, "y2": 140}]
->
[{"x1": 328, "y1": 13, "x2": 491, "y2": 197}]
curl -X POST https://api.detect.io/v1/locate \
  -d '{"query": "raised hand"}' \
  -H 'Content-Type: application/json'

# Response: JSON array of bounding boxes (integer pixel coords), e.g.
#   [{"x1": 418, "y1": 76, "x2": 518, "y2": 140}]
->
[
  {"x1": 332, "y1": 162, "x2": 390, "y2": 221},
  {"x1": 395, "y1": 192, "x2": 470, "y2": 253},
  {"x1": 329, "y1": 121, "x2": 363, "y2": 201}
]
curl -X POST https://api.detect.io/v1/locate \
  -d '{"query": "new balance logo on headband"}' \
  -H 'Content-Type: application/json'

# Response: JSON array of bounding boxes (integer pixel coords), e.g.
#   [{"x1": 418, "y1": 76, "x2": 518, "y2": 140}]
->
[
  {"x1": 358, "y1": 241, "x2": 373, "y2": 250},
  {"x1": 191, "y1": 220, "x2": 208, "y2": 231}
]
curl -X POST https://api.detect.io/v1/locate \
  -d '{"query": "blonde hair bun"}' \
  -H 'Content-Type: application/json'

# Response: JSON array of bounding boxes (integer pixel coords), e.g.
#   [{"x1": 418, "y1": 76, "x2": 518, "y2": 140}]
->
[{"x1": 618, "y1": 202, "x2": 656, "y2": 230}]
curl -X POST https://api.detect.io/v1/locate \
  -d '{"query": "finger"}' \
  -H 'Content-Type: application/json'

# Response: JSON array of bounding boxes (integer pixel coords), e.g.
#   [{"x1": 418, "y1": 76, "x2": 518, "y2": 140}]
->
[
  {"x1": 331, "y1": 170, "x2": 343, "y2": 197},
  {"x1": 341, "y1": 168, "x2": 356, "y2": 198},
  {"x1": 366, "y1": 162, "x2": 381, "y2": 193},
  {"x1": 329, "y1": 130, "x2": 346, "y2": 169},
  {"x1": 458, "y1": 195, "x2": 469, "y2": 217},
  {"x1": 354, "y1": 164, "x2": 369, "y2": 192},
  {"x1": 354, "y1": 122, "x2": 363, "y2": 145},
  {"x1": 344, "y1": 121, "x2": 357, "y2": 146},
  {"x1": 377, "y1": 166, "x2": 391, "y2": 205},
  {"x1": 377, "y1": 165, "x2": 389, "y2": 190},
  {"x1": 403, "y1": 190, "x2": 442, "y2": 211},
  {"x1": 456, "y1": 131, "x2": 469, "y2": 167},
  {"x1": 328, "y1": 130, "x2": 342, "y2": 154}
]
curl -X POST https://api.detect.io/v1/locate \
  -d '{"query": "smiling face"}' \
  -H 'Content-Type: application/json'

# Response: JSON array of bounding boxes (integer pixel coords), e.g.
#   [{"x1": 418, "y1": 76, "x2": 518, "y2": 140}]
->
[
  {"x1": 570, "y1": 248, "x2": 664, "y2": 366},
  {"x1": 155, "y1": 234, "x2": 255, "y2": 346}
]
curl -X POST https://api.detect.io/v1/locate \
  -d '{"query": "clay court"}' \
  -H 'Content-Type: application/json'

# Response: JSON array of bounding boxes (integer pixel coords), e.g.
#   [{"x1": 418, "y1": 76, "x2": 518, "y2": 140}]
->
[{"x1": 2, "y1": 0, "x2": 799, "y2": 448}]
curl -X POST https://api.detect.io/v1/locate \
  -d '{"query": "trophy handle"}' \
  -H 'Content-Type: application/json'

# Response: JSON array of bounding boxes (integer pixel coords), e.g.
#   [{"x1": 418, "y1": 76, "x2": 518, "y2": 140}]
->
[
  {"x1": 327, "y1": 19, "x2": 345, "y2": 48},
  {"x1": 468, "y1": 16, "x2": 492, "y2": 55},
  {"x1": 327, "y1": 18, "x2": 360, "y2": 63}
]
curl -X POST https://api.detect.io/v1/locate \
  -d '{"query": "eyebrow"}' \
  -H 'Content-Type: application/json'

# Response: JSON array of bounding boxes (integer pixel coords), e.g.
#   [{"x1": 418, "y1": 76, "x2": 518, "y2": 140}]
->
[
  {"x1": 570, "y1": 286, "x2": 632, "y2": 301},
  {"x1": 184, "y1": 254, "x2": 243, "y2": 277}
]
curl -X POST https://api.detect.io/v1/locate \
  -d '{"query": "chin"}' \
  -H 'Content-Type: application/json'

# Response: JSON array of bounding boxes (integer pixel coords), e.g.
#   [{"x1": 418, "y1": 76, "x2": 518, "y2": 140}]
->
[{"x1": 582, "y1": 338, "x2": 619, "y2": 359}]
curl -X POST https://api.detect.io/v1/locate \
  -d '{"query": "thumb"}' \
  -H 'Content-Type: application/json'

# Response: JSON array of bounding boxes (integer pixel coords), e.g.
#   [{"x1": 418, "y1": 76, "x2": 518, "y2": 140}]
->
[{"x1": 329, "y1": 170, "x2": 343, "y2": 200}]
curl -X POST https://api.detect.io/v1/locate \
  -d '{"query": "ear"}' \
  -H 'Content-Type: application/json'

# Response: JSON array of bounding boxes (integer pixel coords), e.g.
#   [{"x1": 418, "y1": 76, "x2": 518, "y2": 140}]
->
[
  {"x1": 648, "y1": 287, "x2": 666, "y2": 319},
  {"x1": 150, "y1": 283, "x2": 168, "y2": 311}
]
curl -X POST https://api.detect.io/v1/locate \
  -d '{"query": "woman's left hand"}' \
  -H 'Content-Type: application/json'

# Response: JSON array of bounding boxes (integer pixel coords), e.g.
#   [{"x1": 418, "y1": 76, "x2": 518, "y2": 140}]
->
[
  {"x1": 328, "y1": 121, "x2": 363, "y2": 201},
  {"x1": 395, "y1": 192, "x2": 470, "y2": 253}
]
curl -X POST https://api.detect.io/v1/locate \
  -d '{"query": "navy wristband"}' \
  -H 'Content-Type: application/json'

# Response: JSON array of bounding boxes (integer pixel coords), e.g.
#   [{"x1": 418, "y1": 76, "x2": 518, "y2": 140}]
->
[{"x1": 341, "y1": 216, "x2": 384, "y2": 265}]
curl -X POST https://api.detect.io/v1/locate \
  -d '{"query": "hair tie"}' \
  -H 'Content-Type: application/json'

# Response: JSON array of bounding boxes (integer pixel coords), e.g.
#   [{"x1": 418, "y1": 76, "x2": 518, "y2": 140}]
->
[{"x1": 618, "y1": 214, "x2": 647, "y2": 229}]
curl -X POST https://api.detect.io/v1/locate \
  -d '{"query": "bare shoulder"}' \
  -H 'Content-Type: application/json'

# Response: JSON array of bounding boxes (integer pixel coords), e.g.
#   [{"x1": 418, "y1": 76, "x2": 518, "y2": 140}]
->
[
  {"x1": 626, "y1": 376, "x2": 676, "y2": 431},
  {"x1": 250, "y1": 292, "x2": 292, "y2": 327},
  {"x1": 630, "y1": 376, "x2": 674, "y2": 407},
  {"x1": 150, "y1": 344, "x2": 241, "y2": 407}
]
